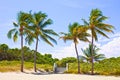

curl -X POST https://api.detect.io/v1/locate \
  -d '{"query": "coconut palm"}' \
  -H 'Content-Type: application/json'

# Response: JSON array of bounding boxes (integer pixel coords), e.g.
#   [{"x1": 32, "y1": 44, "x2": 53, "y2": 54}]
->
[
  {"x1": 60, "y1": 22, "x2": 89, "y2": 74},
  {"x1": 7, "y1": 11, "x2": 31, "y2": 72},
  {"x1": 80, "y1": 44, "x2": 105, "y2": 63},
  {"x1": 82, "y1": 8, "x2": 114, "y2": 74},
  {"x1": 25, "y1": 11, "x2": 58, "y2": 72}
]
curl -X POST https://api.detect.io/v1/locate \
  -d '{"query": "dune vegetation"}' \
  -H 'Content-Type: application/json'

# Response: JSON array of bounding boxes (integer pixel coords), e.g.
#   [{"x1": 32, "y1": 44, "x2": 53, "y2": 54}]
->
[
  {"x1": 0, "y1": 57, "x2": 120, "y2": 76},
  {"x1": 0, "y1": 60, "x2": 52, "y2": 72},
  {"x1": 0, "y1": 44, "x2": 57, "y2": 72},
  {"x1": 57, "y1": 57, "x2": 120, "y2": 76}
]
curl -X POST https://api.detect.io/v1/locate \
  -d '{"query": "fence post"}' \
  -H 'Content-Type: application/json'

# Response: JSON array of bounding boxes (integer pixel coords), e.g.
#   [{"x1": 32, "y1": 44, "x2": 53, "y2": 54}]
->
[
  {"x1": 66, "y1": 63, "x2": 68, "y2": 71},
  {"x1": 53, "y1": 63, "x2": 57, "y2": 73}
]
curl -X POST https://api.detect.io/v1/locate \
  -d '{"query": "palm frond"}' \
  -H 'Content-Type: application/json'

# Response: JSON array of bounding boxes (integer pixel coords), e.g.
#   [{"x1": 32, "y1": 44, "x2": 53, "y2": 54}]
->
[
  {"x1": 41, "y1": 19, "x2": 53, "y2": 28},
  {"x1": 44, "y1": 34, "x2": 57, "y2": 45},
  {"x1": 96, "y1": 29, "x2": 109, "y2": 38},
  {"x1": 92, "y1": 29, "x2": 98, "y2": 41},
  {"x1": 34, "y1": 12, "x2": 47, "y2": 26},
  {"x1": 43, "y1": 29, "x2": 58, "y2": 36},
  {"x1": 81, "y1": 48, "x2": 91, "y2": 57},
  {"x1": 97, "y1": 23, "x2": 114, "y2": 33},
  {"x1": 13, "y1": 22, "x2": 18, "y2": 27},
  {"x1": 59, "y1": 32, "x2": 68, "y2": 35},
  {"x1": 79, "y1": 55, "x2": 87, "y2": 61},
  {"x1": 81, "y1": 19, "x2": 89, "y2": 26},
  {"x1": 81, "y1": 44, "x2": 105, "y2": 62},
  {"x1": 7, "y1": 28, "x2": 17, "y2": 39},
  {"x1": 68, "y1": 22, "x2": 79, "y2": 34},
  {"x1": 90, "y1": 9, "x2": 102, "y2": 21},
  {"x1": 60, "y1": 36, "x2": 73, "y2": 43},
  {"x1": 40, "y1": 34, "x2": 53, "y2": 47},
  {"x1": 94, "y1": 54, "x2": 105, "y2": 61},
  {"x1": 13, "y1": 31, "x2": 18, "y2": 42},
  {"x1": 97, "y1": 16, "x2": 108, "y2": 22},
  {"x1": 25, "y1": 34, "x2": 34, "y2": 45}
]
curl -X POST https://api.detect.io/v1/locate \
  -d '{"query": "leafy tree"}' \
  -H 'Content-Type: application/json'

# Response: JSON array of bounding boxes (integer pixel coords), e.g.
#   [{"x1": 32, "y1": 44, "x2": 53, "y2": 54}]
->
[
  {"x1": 22, "y1": 46, "x2": 33, "y2": 61},
  {"x1": 0, "y1": 44, "x2": 58, "y2": 65},
  {"x1": 60, "y1": 22, "x2": 89, "y2": 74},
  {"x1": 25, "y1": 11, "x2": 58, "y2": 72},
  {"x1": 0, "y1": 44, "x2": 9, "y2": 60},
  {"x1": 82, "y1": 9, "x2": 114, "y2": 74},
  {"x1": 57, "y1": 57, "x2": 77, "y2": 67},
  {"x1": 0, "y1": 44, "x2": 9, "y2": 53},
  {"x1": 7, "y1": 11, "x2": 31, "y2": 72},
  {"x1": 7, "y1": 48, "x2": 21, "y2": 60}
]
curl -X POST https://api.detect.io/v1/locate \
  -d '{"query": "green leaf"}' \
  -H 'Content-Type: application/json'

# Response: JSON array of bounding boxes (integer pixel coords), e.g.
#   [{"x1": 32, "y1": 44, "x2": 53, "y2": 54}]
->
[
  {"x1": 7, "y1": 28, "x2": 16, "y2": 39},
  {"x1": 13, "y1": 31, "x2": 18, "y2": 42},
  {"x1": 13, "y1": 22, "x2": 18, "y2": 27}
]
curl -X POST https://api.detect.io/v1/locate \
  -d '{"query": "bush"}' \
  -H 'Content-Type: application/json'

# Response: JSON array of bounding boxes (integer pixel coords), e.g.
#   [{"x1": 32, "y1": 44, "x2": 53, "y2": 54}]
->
[
  {"x1": 57, "y1": 57, "x2": 77, "y2": 67},
  {"x1": 65, "y1": 57, "x2": 120, "y2": 75}
]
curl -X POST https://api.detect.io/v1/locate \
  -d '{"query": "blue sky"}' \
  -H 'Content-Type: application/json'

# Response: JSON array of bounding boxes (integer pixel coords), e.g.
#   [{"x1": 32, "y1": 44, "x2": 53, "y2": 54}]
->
[{"x1": 0, "y1": 0, "x2": 120, "y2": 59}]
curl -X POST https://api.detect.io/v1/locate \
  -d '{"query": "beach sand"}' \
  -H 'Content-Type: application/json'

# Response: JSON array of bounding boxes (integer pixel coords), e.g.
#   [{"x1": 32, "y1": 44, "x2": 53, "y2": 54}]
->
[{"x1": 0, "y1": 72, "x2": 120, "y2": 80}]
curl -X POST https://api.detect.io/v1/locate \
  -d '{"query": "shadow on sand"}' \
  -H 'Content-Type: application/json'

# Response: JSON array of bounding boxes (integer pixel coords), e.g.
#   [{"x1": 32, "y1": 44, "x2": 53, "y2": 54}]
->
[{"x1": 22, "y1": 69, "x2": 64, "y2": 75}]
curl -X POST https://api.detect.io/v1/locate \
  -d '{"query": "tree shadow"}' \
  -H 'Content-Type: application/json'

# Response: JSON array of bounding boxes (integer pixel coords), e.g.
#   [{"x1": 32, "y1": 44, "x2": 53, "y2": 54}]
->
[{"x1": 22, "y1": 69, "x2": 54, "y2": 75}]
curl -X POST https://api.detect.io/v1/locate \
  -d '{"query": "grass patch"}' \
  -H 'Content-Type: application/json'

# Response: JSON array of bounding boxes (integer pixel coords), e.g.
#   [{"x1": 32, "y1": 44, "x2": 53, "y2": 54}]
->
[
  {"x1": 0, "y1": 61, "x2": 20, "y2": 72},
  {"x1": 0, "y1": 60, "x2": 52, "y2": 72},
  {"x1": 66, "y1": 62, "x2": 120, "y2": 76}
]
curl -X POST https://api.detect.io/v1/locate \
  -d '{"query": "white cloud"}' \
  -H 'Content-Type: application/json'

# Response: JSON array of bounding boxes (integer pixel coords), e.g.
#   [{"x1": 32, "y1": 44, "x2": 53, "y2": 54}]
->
[
  {"x1": 51, "y1": 41, "x2": 89, "y2": 59},
  {"x1": 51, "y1": 33, "x2": 120, "y2": 59},
  {"x1": 100, "y1": 36, "x2": 120, "y2": 58}
]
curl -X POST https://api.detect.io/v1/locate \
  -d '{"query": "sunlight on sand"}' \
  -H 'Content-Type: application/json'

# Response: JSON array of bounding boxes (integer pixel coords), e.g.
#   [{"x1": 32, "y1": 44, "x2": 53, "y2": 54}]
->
[{"x1": 0, "y1": 72, "x2": 120, "y2": 80}]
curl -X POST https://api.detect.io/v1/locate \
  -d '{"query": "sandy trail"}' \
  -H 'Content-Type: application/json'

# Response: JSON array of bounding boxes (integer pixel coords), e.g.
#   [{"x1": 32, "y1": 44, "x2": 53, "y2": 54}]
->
[{"x1": 0, "y1": 72, "x2": 120, "y2": 80}]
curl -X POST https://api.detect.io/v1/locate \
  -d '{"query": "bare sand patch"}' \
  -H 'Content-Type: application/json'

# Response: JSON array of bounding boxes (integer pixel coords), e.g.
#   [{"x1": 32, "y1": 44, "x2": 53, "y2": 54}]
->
[{"x1": 0, "y1": 72, "x2": 120, "y2": 80}]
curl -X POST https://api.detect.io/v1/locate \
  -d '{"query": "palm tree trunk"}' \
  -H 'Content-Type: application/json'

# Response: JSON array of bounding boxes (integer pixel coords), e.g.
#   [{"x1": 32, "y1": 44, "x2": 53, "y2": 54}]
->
[
  {"x1": 75, "y1": 43, "x2": 80, "y2": 74},
  {"x1": 91, "y1": 35, "x2": 94, "y2": 75},
  {"x1": 34, "y1": 37, "x2": 38, "y2": 72},
  {"x1": 21, "y1": 34, "x2": 24, "y2": 72}
]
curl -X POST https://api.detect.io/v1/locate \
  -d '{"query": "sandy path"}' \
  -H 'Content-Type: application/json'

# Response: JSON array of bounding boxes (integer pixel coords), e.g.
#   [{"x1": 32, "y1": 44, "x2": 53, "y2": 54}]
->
[{"x1": 0, "y1": 72, "x2": 120, "y2": 80}]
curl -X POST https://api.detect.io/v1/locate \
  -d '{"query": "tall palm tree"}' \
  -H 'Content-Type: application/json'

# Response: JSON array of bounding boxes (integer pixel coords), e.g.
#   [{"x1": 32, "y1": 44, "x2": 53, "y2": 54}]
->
[
  {"x1": 80, "y1": 44, "x2": 105, "y2": 63},
  {"x1": 7, "y1": 11, "x2": 31, "y2": 72},
  {"x1": 60, "y1": 22, "x2": 89, "y2": 74},
  {"x1": 25, "y1": 11, "x2": 58, "y2": 72},
  {"x1": 82, "y1": 8, "x2": 114, "y2": 74}
]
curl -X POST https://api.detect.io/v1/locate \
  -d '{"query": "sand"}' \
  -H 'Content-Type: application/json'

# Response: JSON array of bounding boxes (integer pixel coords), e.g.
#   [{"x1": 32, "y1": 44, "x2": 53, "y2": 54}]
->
[{"x1": 0, "y1": 72, "x2": 120, "y2": 80}]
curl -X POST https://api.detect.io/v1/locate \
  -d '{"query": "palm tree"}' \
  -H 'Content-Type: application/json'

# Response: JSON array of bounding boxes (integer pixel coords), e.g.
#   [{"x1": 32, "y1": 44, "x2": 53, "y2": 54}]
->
[
  {"x1": 82, "y1": 8, "x2": 114, "y2": 74},
  {"x1": 25, "y1": 11, "x2": 58, "y2": 72},
  {"x1": 7, "y1": 11, "x2": 31, "y2": 72},
  {"x1": 80, "y1": 44, "x2": 105, "y2": 63},
  {"x1": 60, "y1": 22, "x2": 89, "y2": 74}
]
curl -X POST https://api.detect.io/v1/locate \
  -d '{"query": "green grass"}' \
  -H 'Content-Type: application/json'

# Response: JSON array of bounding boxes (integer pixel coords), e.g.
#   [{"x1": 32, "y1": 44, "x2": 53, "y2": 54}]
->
[
  {"x1": 65, "y1": 62, "x2": 91, "y2": 74},
  {"x1": 0, "y1": 60, "x2": 52, "y2": 72},
  {"x1": 1, "y1": 58, "x2": 120, "y2": 76},
  {"x1": 66, "y1": 62, "x2": 120, "y2": 76}
]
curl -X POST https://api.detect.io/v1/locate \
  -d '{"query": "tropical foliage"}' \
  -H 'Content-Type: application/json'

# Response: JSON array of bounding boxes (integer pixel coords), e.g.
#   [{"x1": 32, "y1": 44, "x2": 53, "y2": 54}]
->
[
  {"x1": 80, "y1": 44, "x2": 105, "y2": 63},
  {"x1": 7, "y1": 11, "x2": 58, "y2": 72},
  {"x1": 7, "y1": 11, "x2": 31, "y2": 72},
  {"x1": 60, "y1": 22, "x2": 89, "y2": 74},
  {"x1": 57, "y1": 57, "x2": 77, "y2": 67},
  {"x1": 65, "y1": 57, "x2": 120, "y2": 75},
  {"x1": 25, "y1": 11, "x2": 58, "y2": 72},
  {"x1": 82, "y1": 8, "x2": 114, "y2": 74},
  {"x1": 0, "y1": 61, "x2": 52, "y2": 72},
  {"x1": 0, "y1": 44, "x2": 58, "y2": 65}
]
